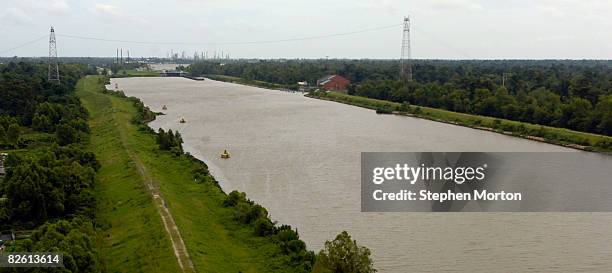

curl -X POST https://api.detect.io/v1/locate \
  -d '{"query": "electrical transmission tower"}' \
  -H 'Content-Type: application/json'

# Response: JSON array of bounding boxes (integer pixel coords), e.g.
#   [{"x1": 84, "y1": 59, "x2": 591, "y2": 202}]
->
[
  {"x1": 48, "y1": 27, "x2": 60, "y2": 83},
  {"x1": 400, "y1": 16, "x2": 412, "y2": 82}
]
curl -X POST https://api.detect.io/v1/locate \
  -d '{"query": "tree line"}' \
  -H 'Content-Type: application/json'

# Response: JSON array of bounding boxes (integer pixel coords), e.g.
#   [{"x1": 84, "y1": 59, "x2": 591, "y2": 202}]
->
[{"x1": 0, "y1": 62, "x2": 101, "y2": 273}]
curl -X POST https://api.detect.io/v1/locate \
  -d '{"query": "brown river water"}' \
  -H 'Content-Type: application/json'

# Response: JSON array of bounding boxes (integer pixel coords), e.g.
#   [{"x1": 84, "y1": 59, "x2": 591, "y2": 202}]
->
[{"x1": 111, "y1": 77, "x2": 612, "y2": 272}]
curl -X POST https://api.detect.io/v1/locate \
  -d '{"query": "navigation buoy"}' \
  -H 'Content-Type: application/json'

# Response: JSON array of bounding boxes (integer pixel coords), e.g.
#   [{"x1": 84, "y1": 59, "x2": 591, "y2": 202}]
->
[
  {"x1": 220, "y1": 150, "x2": 231, "y2": 159},
  {"x1": 179, "y1": 117, "x2": 186, "y2": 123},
  {"x1": 162, "y1": 105, "x2": 167, "y2": 110}
]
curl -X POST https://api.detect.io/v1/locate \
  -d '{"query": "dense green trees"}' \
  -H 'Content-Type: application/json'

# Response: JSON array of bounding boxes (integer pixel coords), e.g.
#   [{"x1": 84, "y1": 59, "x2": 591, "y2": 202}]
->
[
  {"x1": 4, "y1": 218, "x2": 100, "y2": 273},
  {"x1": 1, "y1": 141, "x2": 98, "y2": 227},
  {"x1": 353, "y1": 68, "x2": 611, "y2": 135},
  {"x1": 156, "y1": 128, "x2": 184, "y2": 155},
  {"x1": 0, "y1": 116, "x2": 20, "y2": 147},
  {"x1": 0, "y1": 62, "x2": 86, "y2": 124},
  {"x1": 594, "y1": 95, "x2": 612, "y2": 135},
  {"x1": 0, "y1": 62, "x2": 101, "y2": 272}
]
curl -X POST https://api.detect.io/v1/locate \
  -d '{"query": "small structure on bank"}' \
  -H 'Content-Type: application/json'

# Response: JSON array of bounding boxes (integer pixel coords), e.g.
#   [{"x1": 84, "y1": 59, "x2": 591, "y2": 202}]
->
[
  {"x1": 297, "y1": 81, "x2": 312, "y2": 92},
  {"x1": 160, "y1": 70, "x2": 187, "y2": 77},
  {"x1": 316, "y1": 75, "x2": 350, "y2": 92},
  {"x1": 0, "y1": 231, "x2": 15, "y2": 252},
  {"x1": 0, "y1": 153, "x2": 8, "y2": 177}
]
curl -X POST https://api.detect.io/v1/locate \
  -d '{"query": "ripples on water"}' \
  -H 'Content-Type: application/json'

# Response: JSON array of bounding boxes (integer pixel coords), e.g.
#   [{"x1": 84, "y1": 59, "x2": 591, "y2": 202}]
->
[{"x1": 112, "y1": 77, "x2": 612, "y2": 272}]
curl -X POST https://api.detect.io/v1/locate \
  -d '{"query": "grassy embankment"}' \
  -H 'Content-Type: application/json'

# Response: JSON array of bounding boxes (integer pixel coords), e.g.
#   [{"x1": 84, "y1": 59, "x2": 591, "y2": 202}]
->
[
  {"x1": 78, "y1": 75, "x2": 310, "y2": 273},
  {"x1": 77, "y1": 77, "x2": 182, "y2": 273},
  {"x1": 114, "y1": 69, "x2": 161, "y2": 78},
  {"x1": 205, "y1": 74, "x2": 295, "y2": 90},
  {"x1": 308, "y1": 91, "x2": 612, "y2": 152}
]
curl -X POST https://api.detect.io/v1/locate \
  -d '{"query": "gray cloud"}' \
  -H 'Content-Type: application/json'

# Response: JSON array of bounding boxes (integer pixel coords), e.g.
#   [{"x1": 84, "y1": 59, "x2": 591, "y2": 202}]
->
[{"x1": 1, "y1": 0, "x2": 611, "y2": 59}]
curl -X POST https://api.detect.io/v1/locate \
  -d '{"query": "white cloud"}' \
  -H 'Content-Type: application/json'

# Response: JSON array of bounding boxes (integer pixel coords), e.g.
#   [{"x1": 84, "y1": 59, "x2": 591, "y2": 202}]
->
[
  {"x1": 94, "y1": 3, "x2": 120, "y2": 16},
  {"x1": 94, "y1": 3, "x2": 148, "y2": 25},
  {"x1": 0, "y1": 7, "x2": 34, "y2": 27},
  {"x1": 4, "y1": 0, "x2": 71, "y2": 15},
  {"x1": 534, "y1": 0, "x2": 612, "y2": 15},
  {"x1": 48, "y1": 0, "x2": 70, "y2": 14},
  {"x1": 424, "y1": 0, "x2": 484, "y2": 11}
]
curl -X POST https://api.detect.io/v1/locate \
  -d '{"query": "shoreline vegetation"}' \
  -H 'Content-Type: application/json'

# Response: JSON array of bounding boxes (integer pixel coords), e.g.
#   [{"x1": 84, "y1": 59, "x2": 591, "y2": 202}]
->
[
  {"x1": 83, "y1": 75, "x2": 375, "y2": 272},
  {"x1": 306, "y1": 91, "x2": 612, "y2": 152},
  {"x1": 205, "y1": 74, "x2": 299, "y2": 90},
  {"x1": 193, "y1": 73, "x2": 612, "y2": 152}
]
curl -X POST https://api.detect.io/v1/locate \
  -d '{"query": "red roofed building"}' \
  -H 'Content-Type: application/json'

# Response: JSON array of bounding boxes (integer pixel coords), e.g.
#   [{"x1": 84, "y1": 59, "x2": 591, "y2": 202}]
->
[{"x1": 316, "y1": 75, "x2": 350, "y2": 92}]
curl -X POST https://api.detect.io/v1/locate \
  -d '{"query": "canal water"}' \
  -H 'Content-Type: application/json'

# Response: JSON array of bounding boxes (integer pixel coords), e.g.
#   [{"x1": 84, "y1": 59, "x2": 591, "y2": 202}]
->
[{"x1": 111, "y1": 77, "x2": 612, "y2": 272}]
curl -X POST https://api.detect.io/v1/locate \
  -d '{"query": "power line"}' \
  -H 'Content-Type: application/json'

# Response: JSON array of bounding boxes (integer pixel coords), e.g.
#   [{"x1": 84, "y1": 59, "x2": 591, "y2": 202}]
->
[
  {"x1": 411, "y1": 25, "x2": 473, "y2": 59},
  {"x1": 0, "y1": 34, "x2": 49, "y2": 55},
  {"x1": 54, "y1": 23, "x2": 402, "y2": 46}
]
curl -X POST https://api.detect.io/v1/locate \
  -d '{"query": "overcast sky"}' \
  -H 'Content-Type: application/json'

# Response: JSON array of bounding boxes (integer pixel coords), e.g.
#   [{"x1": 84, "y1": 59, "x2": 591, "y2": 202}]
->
[{"x1": 2, "y1": 0, "x2": 611, "y2": 59}]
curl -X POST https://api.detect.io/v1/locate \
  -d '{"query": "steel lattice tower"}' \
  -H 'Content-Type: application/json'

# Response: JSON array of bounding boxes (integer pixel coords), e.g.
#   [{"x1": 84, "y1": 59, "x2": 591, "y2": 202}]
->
[
  {"x1": 400, "y1": 16, "x2": 412, "y2": 82},
  {"x1": 48, "y1": 27, "x2": 60, "y2": 83}
]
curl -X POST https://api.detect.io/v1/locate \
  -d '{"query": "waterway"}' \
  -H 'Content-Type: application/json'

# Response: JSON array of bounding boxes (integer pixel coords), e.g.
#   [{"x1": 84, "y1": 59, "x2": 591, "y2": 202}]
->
[{"x1": 111, "y1": 77, "x2": 612, "y2": 272}]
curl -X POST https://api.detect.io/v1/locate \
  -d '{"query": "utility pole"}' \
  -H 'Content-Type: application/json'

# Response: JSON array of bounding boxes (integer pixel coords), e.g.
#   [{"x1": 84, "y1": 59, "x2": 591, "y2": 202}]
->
[
  {"x1": 502, "y1": 73, "x2": 512, "y2": 88},
  {"x1": 48, "y1": 26, "x2": 60, "y2": 83},
  {"x1": 400, "y1": 16, "x2": 412, "y2": 82}
]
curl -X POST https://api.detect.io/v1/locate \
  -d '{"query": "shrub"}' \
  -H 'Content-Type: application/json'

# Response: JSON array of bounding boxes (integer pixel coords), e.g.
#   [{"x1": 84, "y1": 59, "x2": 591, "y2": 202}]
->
[
  {"x1": 223, "y1": 191, "x2": 247, "y2": 207},
  {"x1": 313, "y1": 231, "x2": 376, "y2": 273},
  {"x1": 375, "y1": 107, "x2": 392, "y2": 114},
  {"x1": 156, "y1": 128, "x2": 183, "y2": 154},
  {"x1": 595, "y1": 139, "x2": 612, "y2": 150},
  {"x1": 254, "y1": 218, "x2": 275, "y2": 236}
]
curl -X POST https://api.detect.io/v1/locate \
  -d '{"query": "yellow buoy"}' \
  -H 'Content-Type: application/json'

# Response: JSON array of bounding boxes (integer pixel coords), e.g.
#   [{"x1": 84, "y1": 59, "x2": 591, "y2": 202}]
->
[{"x1": 220, "y1": 149, "x2": 230, "y2": 159}]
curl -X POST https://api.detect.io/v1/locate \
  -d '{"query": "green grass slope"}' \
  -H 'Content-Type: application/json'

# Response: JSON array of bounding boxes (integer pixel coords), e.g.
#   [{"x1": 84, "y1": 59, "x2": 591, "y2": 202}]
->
[
  {"x1": 78, "y1": 75, "x2": 308, "y2": 273},
  {"x1": 77, "y1": 76, "x2": 182, "y2": 273}
]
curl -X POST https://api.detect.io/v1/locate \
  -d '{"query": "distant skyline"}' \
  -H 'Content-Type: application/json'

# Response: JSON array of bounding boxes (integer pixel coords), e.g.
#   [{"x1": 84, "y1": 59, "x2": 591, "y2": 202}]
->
[{"x1": 2, "y1": 0, "x2": 612, "y2": 59}]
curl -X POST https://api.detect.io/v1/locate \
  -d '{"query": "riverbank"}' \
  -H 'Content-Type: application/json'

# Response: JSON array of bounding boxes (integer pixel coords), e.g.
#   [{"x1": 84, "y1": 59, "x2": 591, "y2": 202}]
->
[
  {"x1": 113, "y1": 69, "x2": 160, "y2": 77},
  {"x1": 77, "y1": 76, "x2": 184, "y2": 272},
  {"x1": 192, "y1": 73, "x2": 612, "y2": 152},
  {"x1": 205, "y1": 74, "x2": 296, "y2": 90},
  {"x1": 307, "y1": 91, "x2": 612, "y2": 152},
  {"x1": 77, "y1": 76, "x2": 315, "y2": 272}
]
